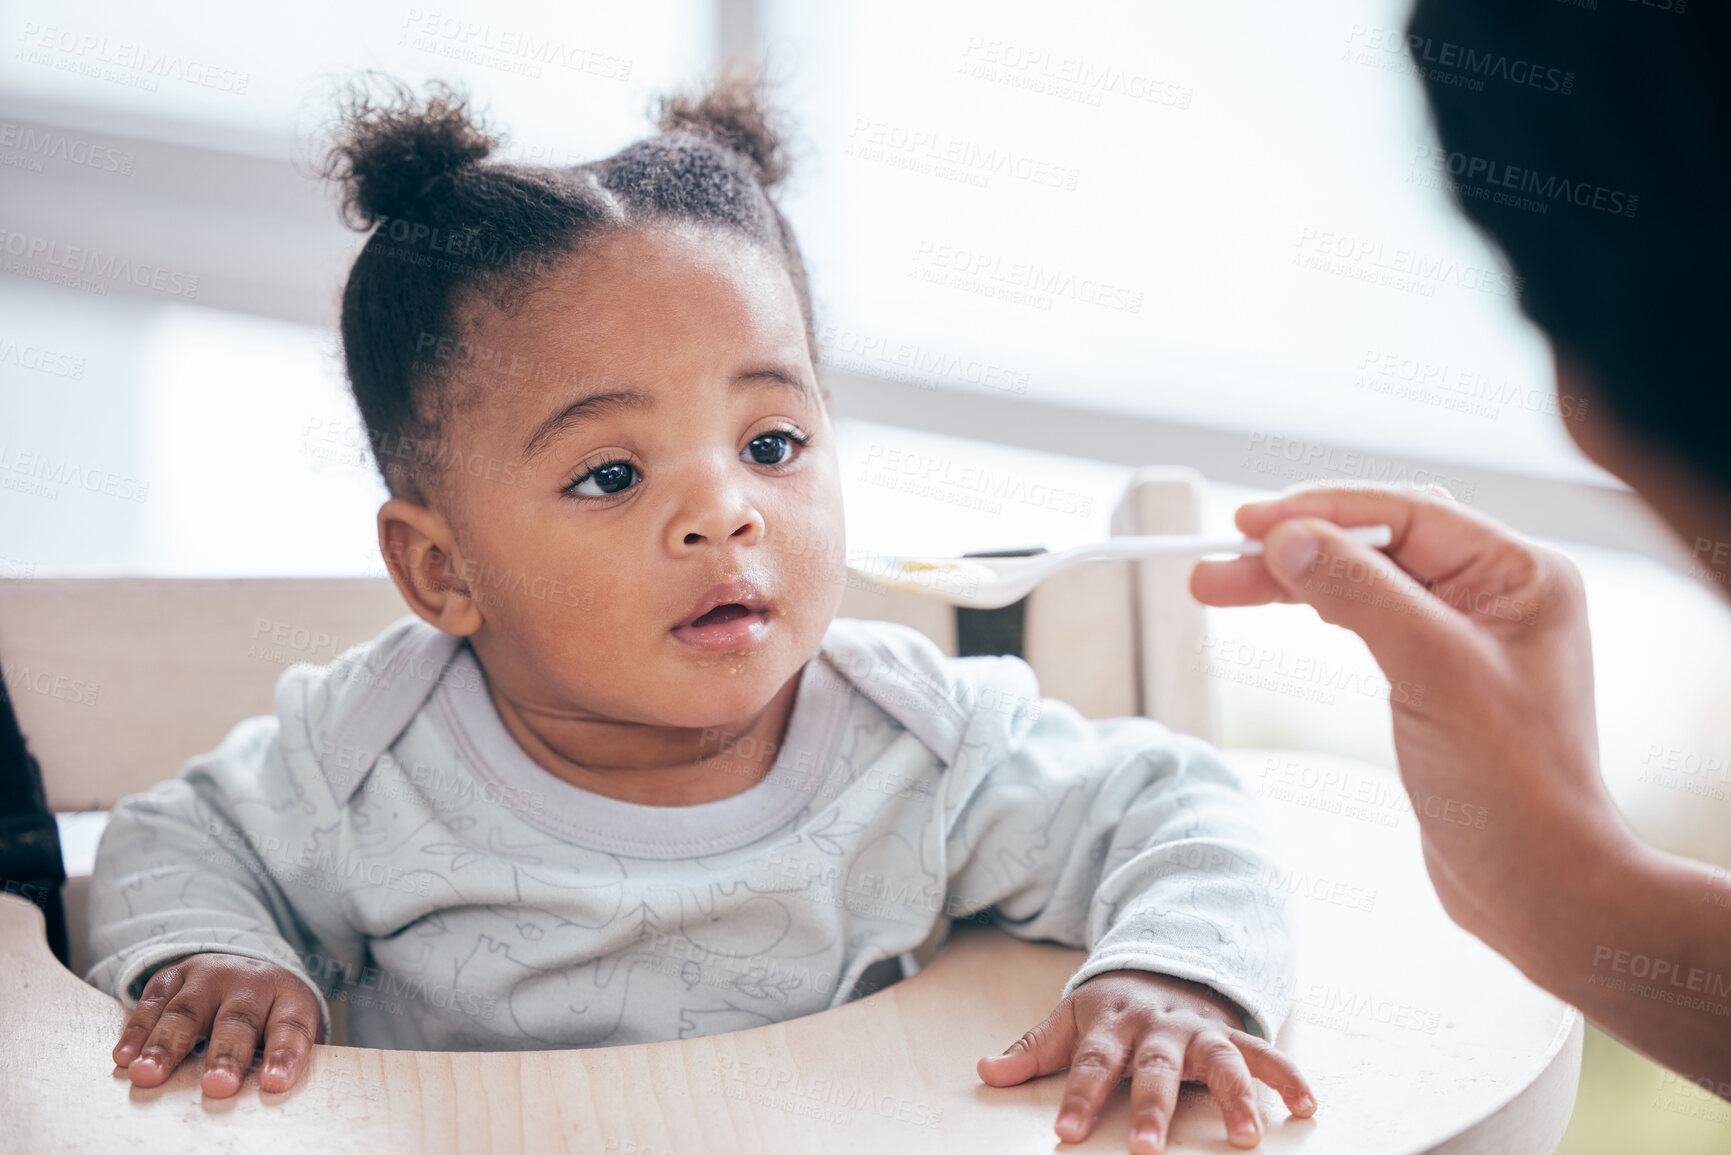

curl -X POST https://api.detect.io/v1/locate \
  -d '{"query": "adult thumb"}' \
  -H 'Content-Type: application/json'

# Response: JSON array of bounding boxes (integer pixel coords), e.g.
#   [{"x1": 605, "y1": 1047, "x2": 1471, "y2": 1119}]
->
[{"x1": 1259, "y1": 517, "x2": 1467, "y2": 676}]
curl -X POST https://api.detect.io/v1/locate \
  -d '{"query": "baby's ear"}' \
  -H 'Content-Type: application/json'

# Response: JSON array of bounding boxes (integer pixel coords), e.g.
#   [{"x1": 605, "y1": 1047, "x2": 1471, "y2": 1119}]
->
[{"x1": 376, "y1": 498, "x2": 485, "y2": 636}]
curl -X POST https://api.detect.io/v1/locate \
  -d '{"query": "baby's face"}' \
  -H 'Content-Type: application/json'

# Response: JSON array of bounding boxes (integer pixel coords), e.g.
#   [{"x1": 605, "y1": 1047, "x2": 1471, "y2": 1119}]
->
[{"x1": 427, "y1": 226, "x2": 846, "y2": 729}]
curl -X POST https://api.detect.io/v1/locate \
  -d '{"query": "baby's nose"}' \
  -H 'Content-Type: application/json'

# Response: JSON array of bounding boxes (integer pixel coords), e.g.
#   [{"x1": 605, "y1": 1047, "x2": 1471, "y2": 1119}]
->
[
  {"x1": 670, "y1": 498, "x2": 765, "y2": 551},
  {"x1": 682, "y1": 520, "x2": 757, "y2": 546}
]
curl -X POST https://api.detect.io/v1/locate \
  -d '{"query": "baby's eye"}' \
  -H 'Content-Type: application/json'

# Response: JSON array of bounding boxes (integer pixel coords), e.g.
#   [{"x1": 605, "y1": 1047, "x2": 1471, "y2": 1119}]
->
[
  {"x1": 742, "y1": 432, "x2": 799, "y2": 466},
  {"x1": 568, "y1": 461, "x2": 639, "y2": 496}
]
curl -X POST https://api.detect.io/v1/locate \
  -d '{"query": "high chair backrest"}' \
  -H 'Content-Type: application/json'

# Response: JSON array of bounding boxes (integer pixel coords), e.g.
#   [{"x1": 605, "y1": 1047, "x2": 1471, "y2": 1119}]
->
[{"x1": 0, "y1": 467, "x2": 1213, "y2": 814}]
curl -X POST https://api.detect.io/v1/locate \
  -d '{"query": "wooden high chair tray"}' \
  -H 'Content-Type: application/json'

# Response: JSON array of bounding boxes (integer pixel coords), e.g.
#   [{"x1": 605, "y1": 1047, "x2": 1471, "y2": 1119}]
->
[{"x1": 0, "y1": 750, "x2": 1580, "y2": 1153}]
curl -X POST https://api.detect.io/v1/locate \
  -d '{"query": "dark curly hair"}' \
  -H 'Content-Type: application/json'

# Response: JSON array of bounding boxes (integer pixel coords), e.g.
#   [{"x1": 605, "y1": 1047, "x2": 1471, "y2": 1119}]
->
[
  {"x1": 1406, "y1": 1, "x2": 1730, "y2": 492},
  {"x1": 321, "y1": 70, "x2": 815, "y2": 500}
]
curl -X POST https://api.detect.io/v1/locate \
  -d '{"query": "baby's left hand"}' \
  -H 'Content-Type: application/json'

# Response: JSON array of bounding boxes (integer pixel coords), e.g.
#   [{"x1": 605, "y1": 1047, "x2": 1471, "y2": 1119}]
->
[{"x1": 977, "y1": 969, "x2": 1316, "y2": 1153}]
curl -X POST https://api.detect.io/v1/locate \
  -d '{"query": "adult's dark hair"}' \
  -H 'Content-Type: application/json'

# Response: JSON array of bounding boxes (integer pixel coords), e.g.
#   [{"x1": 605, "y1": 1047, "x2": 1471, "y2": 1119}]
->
[
  {"x1": 1405, "y1": 1, "x2": 1730, "y2": 491},
  {"x1": 321, "y1": 71, "x2": 815, "y2": 500}
]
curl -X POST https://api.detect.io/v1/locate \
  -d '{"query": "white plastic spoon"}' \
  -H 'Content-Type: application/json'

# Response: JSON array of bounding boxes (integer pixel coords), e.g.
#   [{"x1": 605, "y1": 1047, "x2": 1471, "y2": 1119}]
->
[{"x1": 847, "y1": 524, "x2": 1394, "y2": 610}]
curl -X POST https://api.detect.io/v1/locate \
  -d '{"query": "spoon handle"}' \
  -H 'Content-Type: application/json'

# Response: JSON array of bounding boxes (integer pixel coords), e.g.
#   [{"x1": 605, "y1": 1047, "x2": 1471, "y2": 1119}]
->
[{"x1": 1067, "y1": 524, "x2": 1393, "y2": 562}]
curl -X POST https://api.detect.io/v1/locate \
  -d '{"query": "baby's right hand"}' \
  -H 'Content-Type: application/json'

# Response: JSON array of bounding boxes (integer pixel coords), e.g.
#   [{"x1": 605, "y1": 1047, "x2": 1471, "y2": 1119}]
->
[{"x1": 112, "y1": 952, "x2": 324, "y2": 1098}]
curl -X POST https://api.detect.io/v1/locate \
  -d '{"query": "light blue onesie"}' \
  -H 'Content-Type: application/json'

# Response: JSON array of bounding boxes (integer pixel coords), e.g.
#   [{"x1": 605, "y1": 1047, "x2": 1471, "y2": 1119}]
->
[{"x1": 86, "y1": 615, "x2": 1296, "y2": 1049}]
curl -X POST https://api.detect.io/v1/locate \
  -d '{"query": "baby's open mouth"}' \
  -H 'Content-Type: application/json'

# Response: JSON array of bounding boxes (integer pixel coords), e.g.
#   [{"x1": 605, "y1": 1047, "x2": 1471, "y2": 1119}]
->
[
  {"x1": 690, "y1": 603, "x2": 752, "y2": 628},
  {"x1": 672, "y1": 583, "x2": 772, "y2": 652}
]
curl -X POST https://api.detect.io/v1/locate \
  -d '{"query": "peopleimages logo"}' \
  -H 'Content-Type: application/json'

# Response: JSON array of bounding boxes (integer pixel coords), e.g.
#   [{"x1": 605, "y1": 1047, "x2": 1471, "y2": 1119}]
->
[
  {"x1": 957, "y1": 38, "x2": 1194, "y2": 110},
  {"x1": 0, "y1": 229, "x2": 199, "y2": 299},
  {"x1": 1292, "y1": 226, "x2": 1523, "y2": 301},
  {"x1": 1346, "y1": 24, "x2": 1576, "y2": 95},
  {"x1": 398, "y1": 9, "x2": 632, "y2": 82},
  {"x1": 1240, "y1": 431, "x2": 1478, "y2": 503},
  {"x1": 14, "y1": 22, "x2": 251, "y2": 94},
  {"x1": 0, "y1": 444, "x2": 149, "y2": 502},
  {"x1": 0, "y1": 336, "x2": 85, "y2": 379},
  {"x1": 846, "y1": 118, "x2": 1081, "y2": 191},
  {"x1": 1411, "y1": 145, "x2": 1639, "y2": 218},
  {"x1": 818, "y1": 325, "x2": 1030, "y2": 395},
  {"x1": 0, "y1": 121, "x2": 134, "y2": 175},
  {"x1": 910, "y1": 240, "x2": 1144, "y2": 313}
]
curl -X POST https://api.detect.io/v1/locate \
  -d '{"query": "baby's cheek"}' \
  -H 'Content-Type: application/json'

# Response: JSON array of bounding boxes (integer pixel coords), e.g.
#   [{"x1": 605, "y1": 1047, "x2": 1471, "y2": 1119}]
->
[
  {"x1": 544, "y1": 587, "x2": 665, "y2": 703},
  {"x1": 493, "y1": 563, "x2": 609, "y2": 627},
  {"x1": 486, "y1": 563, "x2": 629, "y2": 678},
  {"x1": 772, "y1": 467, "x2": 848, "y2": 596},
  {"x1": 772, "y1": 520, "x2": 847, "y2": 625},
  {"x1": 567, "y1": 579, "x2": 642, "y2": 649}
]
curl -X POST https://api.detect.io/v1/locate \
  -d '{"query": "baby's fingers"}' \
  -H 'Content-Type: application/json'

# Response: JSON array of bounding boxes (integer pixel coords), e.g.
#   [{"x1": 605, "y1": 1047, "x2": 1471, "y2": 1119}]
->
[
  {"x1": 129, "y1": 970, "x2": 219, "y2": 1088},
  {"x1": 1125, "y1": 1036, "x2": 1186, "y2": 1155},
  {"x1": 1188, "y1": 1031, "x2": 1262, "y2": 1149},
  {"x1": 977, "y1": 1001, "x2": 1078, "y2": 1088},
  {"x1": 113, "y1": 961, "x2": 187, "y2": 1068},
  {"x1": 257, "y1": 979, "x2": 323, "y2": 1093},
  {"x1": 201, "y1": 988, "x2": 271, "y2": 1098},
  {"x1": 1229, "y1": 1029, "x2": 1317, "y2": 1118},
  {"x1": 1051, "y1": 1028, "x2": 1132, "y2": 1145}
]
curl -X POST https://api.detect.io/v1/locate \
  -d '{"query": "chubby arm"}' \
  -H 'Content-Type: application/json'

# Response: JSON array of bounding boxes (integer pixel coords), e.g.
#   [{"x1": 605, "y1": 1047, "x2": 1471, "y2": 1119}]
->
[
  {"x1": 943, "y1": 697, "x2": 1296, "y2": 1041},
  {"x1": 87, "y1": 707, "x2": 357, "y2": 1092},
  {"x1": 942, "y1": 685, "x2": 1311, "y2": 1149}
]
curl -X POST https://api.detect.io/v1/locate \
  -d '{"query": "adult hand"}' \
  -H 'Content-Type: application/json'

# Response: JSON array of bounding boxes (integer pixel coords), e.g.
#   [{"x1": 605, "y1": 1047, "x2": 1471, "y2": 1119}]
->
[{"x1": 1190, "y1": 484, "x2": 1627, "y2": 980}]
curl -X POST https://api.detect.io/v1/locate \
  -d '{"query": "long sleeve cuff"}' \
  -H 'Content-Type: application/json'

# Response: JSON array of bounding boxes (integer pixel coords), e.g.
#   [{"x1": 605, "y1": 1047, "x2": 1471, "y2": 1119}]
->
[{"x1": 1060, "y1": 946, "x2": 1287, "y2": 1041}]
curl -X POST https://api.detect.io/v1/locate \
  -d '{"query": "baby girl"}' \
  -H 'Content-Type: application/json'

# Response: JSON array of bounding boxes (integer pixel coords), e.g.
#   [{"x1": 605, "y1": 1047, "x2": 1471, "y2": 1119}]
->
[{"x1": 86, "y1": 73, "x2": 1314, "y2": 1153}]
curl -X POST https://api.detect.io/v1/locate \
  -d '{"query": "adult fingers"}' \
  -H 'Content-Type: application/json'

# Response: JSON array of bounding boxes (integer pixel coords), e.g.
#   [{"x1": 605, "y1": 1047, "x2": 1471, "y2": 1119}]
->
[
  {"x1": 200, "y1": 986, "x2": 271, "y2": 1098},
  {"x1": 1233, "y1": 484, "x2": 1535, "y2": 597},
  {"x1": 1192, "y1": 483, "x2": 1524, "y2": 614},
  {"x1": 1255, "y1": 516, "x2": 1488, "y2": 681},
  {"x1": 1126, "y1": 1034, "x2": 1187, "y2": 1155},
  {"x1": 977, "y1": 1000, "x2": 1078, "y2": 1087},
  {"x1": 129, "y1": 973, "x2": 219, "y2": 1089},
  {"x1": 1188, "y1": 1031, "x2": 1262, "y2": 1149},
  {"x1": 1228, "y1": 1029, "x2": 1317, "y2": 1118},
  {"x1": 113, "y1": 961, "x2": 188, "y2": 1068},
  {"x1": 1189, "y1": 552, "x2": 1297, "y2": 608},
  {"x1": 257, "y1": 979, "x2": 323, "y2": 1093}
]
